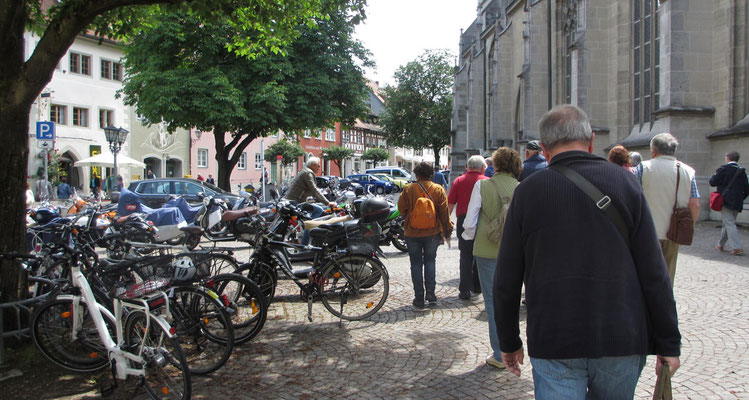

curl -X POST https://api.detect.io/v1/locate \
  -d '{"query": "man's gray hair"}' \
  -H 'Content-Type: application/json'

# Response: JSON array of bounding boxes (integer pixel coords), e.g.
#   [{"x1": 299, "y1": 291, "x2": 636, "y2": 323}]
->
[
  {"x1": 467, "y1": 155, "x2": 487, "y2": 170},
  {"x1": 306, "y1": 157, "x2": 321, "y2": 168},
  {"x1": 538, "y1": 104, "x2": 593, "y2": 150},
  {"x1": 629, "y1": 151, "x2": 642, "y2": 167},
  {"x1": 650, "y1": 133, "x2": 678, "y2": 156}
]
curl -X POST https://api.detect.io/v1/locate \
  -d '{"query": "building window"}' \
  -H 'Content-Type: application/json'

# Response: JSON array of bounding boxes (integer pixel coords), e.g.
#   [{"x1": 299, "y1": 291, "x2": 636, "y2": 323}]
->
[
  {"x1": 69, "y1": 52, "x2": 91, "y2": 75},
  {"x1": 197, "y1": 149, "x2": 208, "y2": 168},
  {"x1": 73, "y1": 107, "x2": 88, "y2": 127},
  {"x1": 325, "y1": 128, "x2": 335, "y2": 142},
  {"x1": 254, "y1": 153, "x2": 263, "y2": 170},
  {"x1": 99, "y1": 109, "x2": 114, "y2": 129},
  {"x1": 101, "y1": 59, "x2": 123, "y2": 81},
  {"x1": 559, "y1": 0, "x2": 582, "y2": 104},
  {"x1": 633, "y1": 0, "x2": 660, "y2": 127},
  {"x1": 303, "y1": 129, "x2": 312, "y2": 138},
  {"x1": 238, "y1": 152, "x2": 247, "y2": 170},
  {"x1": 50, "y1": 104, "x2": 67, "y2": 125}
]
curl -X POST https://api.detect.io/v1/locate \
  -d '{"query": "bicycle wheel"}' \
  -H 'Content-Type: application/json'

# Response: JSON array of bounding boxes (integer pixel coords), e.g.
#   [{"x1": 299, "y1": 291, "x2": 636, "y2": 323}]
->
[
  {"x1": 31, "y1": 297, "x2": 111, "y2": 372},
  {"x1": 240, "y1": 260, "x2": 277, "y2": 304},
  {"x1": 124, "y1": 311, "x2": 191, "y2": 400},
  {"x1": 319, "y1": 254, "x2": 389, "y2": 321},
  {"x1": 206, "y1": 253, "x2": 239, "y2": 275},
  {"x1": 167, "y1": 286, "x2": 234, "y2": 375},
  {"x1": 211, "y1": 273, "x2": 267, "y2": 344}
]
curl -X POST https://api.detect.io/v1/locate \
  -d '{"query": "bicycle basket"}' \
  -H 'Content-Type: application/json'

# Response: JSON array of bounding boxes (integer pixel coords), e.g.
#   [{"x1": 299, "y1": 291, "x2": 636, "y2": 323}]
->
[
  {"x1": 101, "y1": 256, "x2": 175, "y2": 300},
  {"x1": 345, "y1": 221, "x2": 381, "y2": 254}
]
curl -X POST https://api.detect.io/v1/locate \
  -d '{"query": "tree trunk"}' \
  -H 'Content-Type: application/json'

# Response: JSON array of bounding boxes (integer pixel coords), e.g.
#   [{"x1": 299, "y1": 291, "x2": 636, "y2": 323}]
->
[
  {"x1": 213, "y1": 129, "x2": 260, "y2": 191},
  {"x1": 0, "y1": 104, "x2": 32, "y2": 303},
  {"x1": 433, "y1": 145, "x2": 441, "y2": 168}
]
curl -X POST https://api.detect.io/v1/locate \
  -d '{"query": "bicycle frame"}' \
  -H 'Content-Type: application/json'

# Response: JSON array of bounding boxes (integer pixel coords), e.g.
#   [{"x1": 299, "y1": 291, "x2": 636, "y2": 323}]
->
[{"x1": 66, "y1": 261, "x2": 174, "y2": 380}]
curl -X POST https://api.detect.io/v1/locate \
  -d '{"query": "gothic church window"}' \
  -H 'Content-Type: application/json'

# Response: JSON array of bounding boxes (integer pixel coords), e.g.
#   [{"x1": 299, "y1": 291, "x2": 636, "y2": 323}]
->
[{"x1": 633, "y1": 0, "x2": 660, "y2": 127}]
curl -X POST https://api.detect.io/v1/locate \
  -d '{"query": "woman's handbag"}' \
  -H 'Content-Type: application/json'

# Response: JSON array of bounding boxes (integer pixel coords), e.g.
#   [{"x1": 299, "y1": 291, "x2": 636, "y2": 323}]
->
[
  {"x1": 709, "y1": 191, "x2": 723, "y2": 211},
  {"x1": 666, "y1": 163, "x2": 694, "y2": 245},
  {"x1": 652, "y1": 365, "x2": 672, "y2": 400}
]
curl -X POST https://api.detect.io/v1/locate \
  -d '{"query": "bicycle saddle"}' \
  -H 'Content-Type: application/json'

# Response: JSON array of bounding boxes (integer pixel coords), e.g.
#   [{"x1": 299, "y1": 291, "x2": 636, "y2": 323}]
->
[
  {"x1": 99, "y1": 258, "x2": 132, "y2": 271},
  {"x1": 180, "y1": 225, "x2": 204, "y2": 234},
  {"x1": 303, "y1": 215, "x2": 352, "y2": 229}
]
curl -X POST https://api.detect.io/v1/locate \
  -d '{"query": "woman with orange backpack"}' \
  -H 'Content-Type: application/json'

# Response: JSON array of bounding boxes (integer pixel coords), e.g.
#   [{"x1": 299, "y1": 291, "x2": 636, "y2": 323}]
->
[{"x1": 398, "y1": 161, "x2": 453, "y2": 309}]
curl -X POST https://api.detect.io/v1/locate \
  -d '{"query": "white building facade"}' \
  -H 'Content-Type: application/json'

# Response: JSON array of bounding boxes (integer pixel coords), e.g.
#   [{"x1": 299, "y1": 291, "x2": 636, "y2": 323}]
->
[{"x1": 26, "y1": 32, "x2": 131, "y2": 195}]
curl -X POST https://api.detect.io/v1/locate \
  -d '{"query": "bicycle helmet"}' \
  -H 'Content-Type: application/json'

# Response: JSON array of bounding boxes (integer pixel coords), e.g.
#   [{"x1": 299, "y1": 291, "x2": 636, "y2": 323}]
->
[{"x1": 172, "y1": 256, "x2": 196, "y2": 282}]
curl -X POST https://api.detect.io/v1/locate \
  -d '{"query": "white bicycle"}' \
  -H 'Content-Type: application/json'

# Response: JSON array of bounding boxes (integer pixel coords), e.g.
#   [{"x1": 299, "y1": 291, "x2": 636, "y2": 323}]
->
[{"x1": 30, "y1": 248, "x2": 192, "y2": 399}]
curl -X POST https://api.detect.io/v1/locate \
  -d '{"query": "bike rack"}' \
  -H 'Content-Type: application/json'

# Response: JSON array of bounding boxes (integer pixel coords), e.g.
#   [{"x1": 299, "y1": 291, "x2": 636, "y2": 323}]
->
[{"x1": 0, "y1": 294, "x2": 48, "y2": 364}]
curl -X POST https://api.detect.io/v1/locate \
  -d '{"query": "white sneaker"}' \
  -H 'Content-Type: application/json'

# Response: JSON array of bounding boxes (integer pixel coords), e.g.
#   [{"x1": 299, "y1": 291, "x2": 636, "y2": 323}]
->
[{"x1": 486, "y1": 354, "x2": 507, "y2": 369}]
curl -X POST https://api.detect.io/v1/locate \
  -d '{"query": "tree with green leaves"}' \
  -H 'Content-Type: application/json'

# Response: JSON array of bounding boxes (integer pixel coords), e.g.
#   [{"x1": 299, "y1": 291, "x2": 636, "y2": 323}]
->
[
  {"x1": 119, "y1": 5, "x2": 370, "y2": 190},
  {"x1": 321, "y1": 145, "x2": 354, "y2": 177},
  {"x1": 0, "y1": 0, "x2": 366, "y2": 302},
  {"x1": 264, "y1": 138, "x2": 305, "y2": 168},
  {"x1": 362, "y1": 147, "x2": 390, "y2": 165},
  {"x1": 379, "y1": 49, "x2": 453, "y2": 167}
]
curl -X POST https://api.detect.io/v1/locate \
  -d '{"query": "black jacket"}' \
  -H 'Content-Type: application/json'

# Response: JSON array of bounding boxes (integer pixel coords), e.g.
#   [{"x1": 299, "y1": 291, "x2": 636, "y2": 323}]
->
[
  {"x1": 709, "y1": 163, "x2": 749, "y2": 212},
  {"x1": 495, "y1": 151, "x2": 681, "y2": 359}
]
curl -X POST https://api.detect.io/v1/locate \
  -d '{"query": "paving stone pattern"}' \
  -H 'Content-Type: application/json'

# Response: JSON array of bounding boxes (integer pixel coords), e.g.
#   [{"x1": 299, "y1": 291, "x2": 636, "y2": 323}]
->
[{"x1": 190, "y1": 222, "x2": 748, "y2": 399}]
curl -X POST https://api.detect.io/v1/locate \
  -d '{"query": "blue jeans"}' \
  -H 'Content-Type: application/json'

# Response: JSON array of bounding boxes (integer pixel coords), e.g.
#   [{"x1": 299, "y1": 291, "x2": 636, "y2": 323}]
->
[
  {"x1": 475, "y1": 257, "x2": 499, "y2": 359},
  {"x1": 301, "y1": 203, "x2": 325, "y2": 245},
  {"x1": 530, "y1": 355, "x2": 646, "y2": 400},
  {"x1": 404, "y1": 235, "x2": 441, "y2": 300}
]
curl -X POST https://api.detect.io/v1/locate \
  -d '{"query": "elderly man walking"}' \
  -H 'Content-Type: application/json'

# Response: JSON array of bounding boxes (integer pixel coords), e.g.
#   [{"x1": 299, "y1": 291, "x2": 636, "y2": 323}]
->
[
  {"x1": 634, "y1": 133, "x2": 699, "y2": 283},
  {"x1": 284, "y1": 157, "x2": 336, "y2": 244},
  {"x1": 710, "y1": 151, "x2": 749, "y2": 255},
  {"x1": 447, "y1": 155, "x2": 487, "y2": 299},
  {"x1": 496, "y1": 105, "x2": 680, "y2": 398}
]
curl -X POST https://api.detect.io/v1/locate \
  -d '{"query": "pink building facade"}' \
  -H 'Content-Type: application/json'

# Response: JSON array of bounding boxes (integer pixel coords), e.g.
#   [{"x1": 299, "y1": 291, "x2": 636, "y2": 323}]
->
[{"x1": 190, "y1": 129, "x2": 280, "y2": 192}]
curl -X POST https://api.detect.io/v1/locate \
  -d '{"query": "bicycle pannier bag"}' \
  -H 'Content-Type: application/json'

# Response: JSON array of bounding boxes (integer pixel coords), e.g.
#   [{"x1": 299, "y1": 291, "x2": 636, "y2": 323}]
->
[{"x1": 410, "y1": 183, "x2": 437, "y2": 230}]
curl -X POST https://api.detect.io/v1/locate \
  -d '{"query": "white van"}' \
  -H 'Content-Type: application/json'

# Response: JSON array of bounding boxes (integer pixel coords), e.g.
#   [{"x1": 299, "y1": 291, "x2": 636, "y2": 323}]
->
[{"x1": 365, "y1": 166, "x2": 411, "y2": 185}]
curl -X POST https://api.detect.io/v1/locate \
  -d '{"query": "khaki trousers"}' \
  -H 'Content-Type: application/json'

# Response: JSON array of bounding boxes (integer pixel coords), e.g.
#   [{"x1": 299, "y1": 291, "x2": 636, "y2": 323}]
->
[{"x1": 659, "y1": 239, "x2": 680, "y2": 284}]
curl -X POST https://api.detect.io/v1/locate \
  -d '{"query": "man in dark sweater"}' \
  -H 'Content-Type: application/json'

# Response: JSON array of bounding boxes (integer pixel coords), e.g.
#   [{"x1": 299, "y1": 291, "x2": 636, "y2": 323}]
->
[
  {"x1": 495, "y1": 105, "x2": 681, "y2": 398},
  {"x1": 709, "y1": 151, "x2": 749, "y2": 255}
]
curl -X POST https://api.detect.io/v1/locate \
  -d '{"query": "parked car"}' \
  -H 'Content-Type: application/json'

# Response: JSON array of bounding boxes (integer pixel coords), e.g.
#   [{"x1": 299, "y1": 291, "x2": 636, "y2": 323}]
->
[
  {"x1": 127, "y1": 178, "x2": 241, "y2": 209},
  {"x1": 346, "y1": 174, "x2": 395, "y2": 194},
  {"x1": 365, "y1": 166, "x2": 411, "y2": 187},
  {"x1": 372, "y1": 174, "x2": 403, "y2": 192}
]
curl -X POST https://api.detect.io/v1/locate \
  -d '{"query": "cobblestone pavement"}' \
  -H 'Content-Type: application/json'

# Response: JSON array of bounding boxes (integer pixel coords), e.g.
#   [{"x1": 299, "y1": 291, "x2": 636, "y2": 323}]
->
[{"x1": 184, "y1": 221, "x2": 748, "y2": 399}]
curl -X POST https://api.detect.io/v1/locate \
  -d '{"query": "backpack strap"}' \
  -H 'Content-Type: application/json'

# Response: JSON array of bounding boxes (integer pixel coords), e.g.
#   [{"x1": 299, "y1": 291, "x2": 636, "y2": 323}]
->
[
  {"x1": 416, "y1": 181, "x2": 434, "y2": 203},
  {"x1": 551, "y1": 165, "x2": 630, "y2": 247},
  {"x1": 479, "y1": 178, "x2": 503, "y2": 220},
  {"x1": 720, "y1": 165, "x2": 744, "y2": 196},
  {"x1": 415, "y1": 181, "x2": 441, "y2": 230}
]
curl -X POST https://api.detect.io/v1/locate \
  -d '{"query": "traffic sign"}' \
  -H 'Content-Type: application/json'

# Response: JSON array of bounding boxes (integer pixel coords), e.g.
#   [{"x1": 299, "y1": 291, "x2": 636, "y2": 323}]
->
[
  {"x1": 36, "y1": 121, "x2": 55, "y2": 140},
  {"x1": 276, "y1": 155, "x2": 282, "y2": 161},
  {"x1": 37, "y1": 140, "x2": 54, "y2": 150}
]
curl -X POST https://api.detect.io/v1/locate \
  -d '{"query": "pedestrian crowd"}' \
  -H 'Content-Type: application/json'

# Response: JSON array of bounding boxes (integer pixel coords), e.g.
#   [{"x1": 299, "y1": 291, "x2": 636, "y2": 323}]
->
[{"x1": 396, "y1": 104, "x2": 748, "y2": 398}]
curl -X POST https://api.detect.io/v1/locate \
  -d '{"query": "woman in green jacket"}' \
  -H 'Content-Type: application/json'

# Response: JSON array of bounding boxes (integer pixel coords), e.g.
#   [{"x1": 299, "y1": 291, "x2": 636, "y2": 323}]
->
[{"x1": 462, "y1": 147, "x2": 522, "y2": 369}]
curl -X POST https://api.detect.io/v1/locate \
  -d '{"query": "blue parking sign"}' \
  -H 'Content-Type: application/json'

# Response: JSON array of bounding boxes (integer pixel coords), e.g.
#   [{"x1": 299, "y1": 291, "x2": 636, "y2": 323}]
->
[{"x1": 36, "y1": 121, "x2": 55, "y2": 140}]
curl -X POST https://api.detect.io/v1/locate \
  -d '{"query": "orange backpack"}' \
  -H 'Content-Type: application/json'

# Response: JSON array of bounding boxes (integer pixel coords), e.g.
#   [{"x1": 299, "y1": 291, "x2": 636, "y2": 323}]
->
[{"x1": 410, "y1": 182, "x2": 438, "y2": 230}]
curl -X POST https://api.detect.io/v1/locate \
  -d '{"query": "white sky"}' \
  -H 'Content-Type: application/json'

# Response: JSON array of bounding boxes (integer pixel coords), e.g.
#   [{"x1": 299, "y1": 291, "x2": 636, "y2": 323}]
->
[{"x1": 354, "y1": 0, "x2": 478, "y2": 87}]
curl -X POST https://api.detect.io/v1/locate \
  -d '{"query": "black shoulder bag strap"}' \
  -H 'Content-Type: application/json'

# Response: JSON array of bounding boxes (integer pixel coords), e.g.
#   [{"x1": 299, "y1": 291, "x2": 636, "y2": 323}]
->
[
  {"x1": 720, "y1": 165, "x2": 744, "y2": 196},
  {"x1": 551, "y1": 165, "x2": 631, "y2": 247}
]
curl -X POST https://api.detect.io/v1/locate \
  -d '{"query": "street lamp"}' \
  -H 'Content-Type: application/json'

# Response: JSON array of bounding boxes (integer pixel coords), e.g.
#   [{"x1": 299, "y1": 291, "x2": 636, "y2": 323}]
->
[{"x1": 104, "y1": 125, "x2": 129, "y2": 194}]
